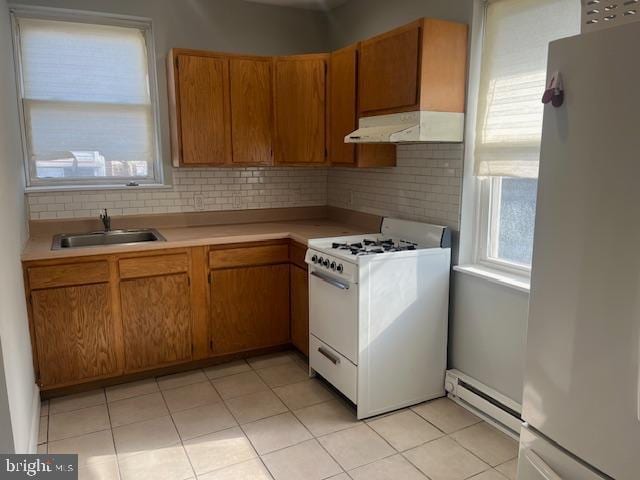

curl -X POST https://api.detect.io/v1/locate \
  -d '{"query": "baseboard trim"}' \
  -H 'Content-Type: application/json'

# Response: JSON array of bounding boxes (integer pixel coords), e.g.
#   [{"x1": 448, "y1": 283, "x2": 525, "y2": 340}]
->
[{"x1": 27, "y1": 383, "x2": 40, "y2": 453}]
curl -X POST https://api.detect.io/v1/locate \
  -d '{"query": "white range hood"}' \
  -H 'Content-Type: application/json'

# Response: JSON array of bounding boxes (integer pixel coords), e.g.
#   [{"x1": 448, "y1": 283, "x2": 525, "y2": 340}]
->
[{"x1": 345, "y1": 111, "x2": 464, "y2": 144}]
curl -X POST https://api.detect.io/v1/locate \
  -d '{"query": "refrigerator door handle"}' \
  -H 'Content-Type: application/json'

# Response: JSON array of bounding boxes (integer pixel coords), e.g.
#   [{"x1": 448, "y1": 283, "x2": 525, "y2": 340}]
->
[{"x1": 524, "y1": 449, "x2": 564, "y2": 480}]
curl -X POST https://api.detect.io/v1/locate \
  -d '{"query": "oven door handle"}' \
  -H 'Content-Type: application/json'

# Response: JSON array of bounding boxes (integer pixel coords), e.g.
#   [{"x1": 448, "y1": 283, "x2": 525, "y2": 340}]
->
[{"x1": 310, "y1": 270, "x2": 350, "y2": 290}]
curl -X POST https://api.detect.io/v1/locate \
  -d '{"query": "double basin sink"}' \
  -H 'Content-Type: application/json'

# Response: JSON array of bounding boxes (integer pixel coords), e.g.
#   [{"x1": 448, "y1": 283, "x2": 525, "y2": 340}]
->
[{"x1": 52, "y1": 229, "x2": 166, "y2": 250}]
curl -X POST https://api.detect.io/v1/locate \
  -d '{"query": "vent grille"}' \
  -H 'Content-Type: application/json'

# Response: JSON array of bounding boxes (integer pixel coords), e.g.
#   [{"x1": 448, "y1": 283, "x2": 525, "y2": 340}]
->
[{"x1": 582, "y1": 0, "x2": 640, "y2": 32}]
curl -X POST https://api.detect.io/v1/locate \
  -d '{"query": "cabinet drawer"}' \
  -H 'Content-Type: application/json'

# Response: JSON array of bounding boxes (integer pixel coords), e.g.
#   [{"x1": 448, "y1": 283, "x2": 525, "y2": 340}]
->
[
  {"x1": 310, "y1": 335, "x2": 357, "y2": 403},
  {"x1": 119, "y1": 254, "x2": 189, "y2": 279},
  {"x1": 209, "y1": 244, "x2": 289, "y2": 269},
  {"x1": 28, "y1": 261, "x2": 109, "y2": 290}
]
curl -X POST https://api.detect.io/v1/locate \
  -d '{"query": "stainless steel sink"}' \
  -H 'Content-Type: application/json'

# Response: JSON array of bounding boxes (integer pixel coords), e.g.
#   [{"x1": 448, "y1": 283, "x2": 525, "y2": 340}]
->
[{"x1": 52, "y1": 229, "x2": 166, "y2": 250}]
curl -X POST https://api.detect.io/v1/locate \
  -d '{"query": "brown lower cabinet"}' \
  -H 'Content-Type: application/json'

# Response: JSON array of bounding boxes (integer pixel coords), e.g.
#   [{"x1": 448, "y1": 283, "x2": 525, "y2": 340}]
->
[
  {"x1": 290, "y1": 264, "x2": 309, "y2": 356},
  {"x1": 23, "y1": 240, "x2": 308, "y2": 392},
  {"x1": 31, "y1": 282, "x2": 119, "y2": 387},
  {"x1": 210, "y1": 264, "x2": 290, "y2": 354},
  {"x1": 120, "y1": 273, "x2": 192, "y2": 372}
]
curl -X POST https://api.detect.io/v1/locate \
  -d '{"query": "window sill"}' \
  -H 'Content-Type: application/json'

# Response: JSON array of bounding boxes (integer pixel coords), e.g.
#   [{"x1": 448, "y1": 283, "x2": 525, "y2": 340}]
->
[
  {"x1": 453, "y1": 264, "x2": 530, "y2": 294},
  {"x1": 25, "y1": 183, "x2": 171, "y2": 193}
]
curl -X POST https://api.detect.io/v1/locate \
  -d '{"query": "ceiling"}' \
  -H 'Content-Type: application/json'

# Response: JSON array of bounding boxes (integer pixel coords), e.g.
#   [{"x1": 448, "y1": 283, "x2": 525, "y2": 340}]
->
[{"x1": 243, "y1": 0, "x2": 349, "y2": 11}]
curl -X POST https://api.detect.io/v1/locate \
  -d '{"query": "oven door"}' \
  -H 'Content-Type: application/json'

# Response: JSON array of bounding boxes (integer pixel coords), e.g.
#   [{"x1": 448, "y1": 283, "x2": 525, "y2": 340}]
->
[{"x1": 308, "y1": 266, "x2": 358, "y2": 364}]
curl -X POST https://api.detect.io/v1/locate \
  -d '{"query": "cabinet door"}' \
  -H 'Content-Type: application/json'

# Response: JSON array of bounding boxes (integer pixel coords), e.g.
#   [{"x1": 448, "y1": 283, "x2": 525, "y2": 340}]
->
[
  {"x1": 359, "y1": 22, "x2": 421, "y2": 115},
  {"x1": 290, "y1": 265, "x2": 309, "y2": 356},
  {"x1": 329, "y1": 45, "x2": 357, "y2": 166},
  {"x1": 120, "y1": 273, "x2": 192, "y2": 372},
  {"x1": 274, "y1": 56, "x2": 327, "y2": 165},
  {"x1": 328, "y1": 45, "x2": 397, "y2": 168},
  {"x1": 32, "y1": 283, "x2": 119, "y2": 387},
  {"x1": 177, "y1": 54, "x2": 231, "y2": 165},
  {"x1": 230, "y1": 58, "x2": 273, "y2": 165},
  {"x1": 210, "y1": 264, "x2": 289, "y2": 354}
]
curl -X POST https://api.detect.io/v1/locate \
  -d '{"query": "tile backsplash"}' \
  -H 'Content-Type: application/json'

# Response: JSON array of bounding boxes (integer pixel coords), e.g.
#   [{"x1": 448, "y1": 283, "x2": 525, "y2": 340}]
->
[
  {"x1": 27, "y1": 167, "x2": 328, "y2": 220},
  {"x1": 27, "y1": 144, "x2": 463, "y2": 229},
  {"x1": 327, "y1": 144, "x2": 463, "y2": 230}
]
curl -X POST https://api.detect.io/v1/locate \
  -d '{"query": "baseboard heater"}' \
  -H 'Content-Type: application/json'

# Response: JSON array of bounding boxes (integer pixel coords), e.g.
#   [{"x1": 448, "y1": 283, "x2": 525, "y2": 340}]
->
[{"x1": 445, "y1": 369, "x2": 523, "y2": 438}]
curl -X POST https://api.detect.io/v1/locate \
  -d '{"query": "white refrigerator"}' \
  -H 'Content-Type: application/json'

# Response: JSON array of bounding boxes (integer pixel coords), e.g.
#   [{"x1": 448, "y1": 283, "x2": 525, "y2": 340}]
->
[{"x1": 517, "y1": 21, "x2": 640, "y2": 480}]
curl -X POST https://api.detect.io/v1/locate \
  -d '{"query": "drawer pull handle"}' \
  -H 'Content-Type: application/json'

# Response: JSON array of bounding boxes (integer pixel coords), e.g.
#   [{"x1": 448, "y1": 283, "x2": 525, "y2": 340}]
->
[
  {"x1": 524, "y1": 449, "x2": 564, "y2": 480},
  {"x1": 318, "y1": 347, "x2": 340, "y2": 365},
  {"x1": 311, "y1": 270, "x2": 350, "y2": 290}
]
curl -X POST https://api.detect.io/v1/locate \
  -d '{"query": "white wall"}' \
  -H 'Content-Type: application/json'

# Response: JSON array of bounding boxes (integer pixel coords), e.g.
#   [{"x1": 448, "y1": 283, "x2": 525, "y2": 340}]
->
[
  {"x1": 0, "y1": 0, "x2": 37, "y2": 453},
  {"x1": 450, "y1": 273, "x2": 529, "y2": 402}
]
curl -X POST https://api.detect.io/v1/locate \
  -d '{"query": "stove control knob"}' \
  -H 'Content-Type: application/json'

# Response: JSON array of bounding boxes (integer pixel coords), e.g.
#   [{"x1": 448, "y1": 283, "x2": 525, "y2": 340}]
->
[
  {"x1": 323, "y1": 258, "x2": 330, "y2": 268},
  {"x1": 318, "y1": 257, "x2": 324, "y2": 266},
  {"x1": 330, "y1": 261, "x2": 336, "y2": 270},
  {"x1": 337, "y1": 263, "x2": 344, "y2": 273},
  {"x1": 311, "y1": 255, "x2": 318, "y2": 264}
]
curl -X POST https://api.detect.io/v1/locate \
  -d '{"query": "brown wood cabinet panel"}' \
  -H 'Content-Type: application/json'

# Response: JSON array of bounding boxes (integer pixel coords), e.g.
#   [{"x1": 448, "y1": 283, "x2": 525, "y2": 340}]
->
[
  {"x1": 329, "y1": 45, "x2": 357, "y2": 166},
  {"x1": 359, "y1": 21, "x2": 421, "y2": 115},
  {"x1": 290, "y1": 264, "x2": 309, "y2": 357},
  {"x1": 289, "y1": 241, "x2": 307, "y2": 270},
  {"x1": 176, "y1": 54, "x2": 231, "y2": 165},
  {"x1": 357, "y1": 144, "x2": 396, "y2": 167},
  {"x1": 420, "y1": 19, "x2": 468, "y2": 113},
  {"x1": 32, "y1": 283, "x2": 119, "y2": 387},
  {"x1": 120, "y1": 273, "x2": 192, "y2": 372},
  {"x1": 119, "y1": 253, "x2": 189, "y2": 280},
  {"x1": 274, "y1": 55, "x2": 327, "y2": 165},
  {"x1": 210, "y1": 264, "x2": 289, "y2": 354},
  {"x1": 28, "y1": 261, "x2": 109, "y2": 290},
  {"x1": 328, "y1": 44, "x2": 397, "y2": 168},
  {"x1": 230, "y1": 58, "x2": 273, "y2": 165},
  {"x1": 209, "y1": 243, "x2": 289, "y2": 269}
]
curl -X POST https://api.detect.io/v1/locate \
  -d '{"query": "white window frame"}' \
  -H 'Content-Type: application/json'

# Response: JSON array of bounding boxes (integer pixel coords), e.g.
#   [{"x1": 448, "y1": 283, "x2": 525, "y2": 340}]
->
[
  {"x1": 9, "y1": 5, "x2": 165, "y2": 191},
  {"x1": 473, "y1": 177, "x2": 533, "y2": 276}
]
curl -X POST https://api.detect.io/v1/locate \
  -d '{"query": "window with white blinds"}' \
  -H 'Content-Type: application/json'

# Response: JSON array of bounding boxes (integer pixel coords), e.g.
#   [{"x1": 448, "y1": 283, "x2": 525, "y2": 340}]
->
[
  {"x1": 12, "y1": 11, "x2": 162, "y2": 187},
  {"x1": 474, "y1": 0, "x2": 580, "y2": 178}
]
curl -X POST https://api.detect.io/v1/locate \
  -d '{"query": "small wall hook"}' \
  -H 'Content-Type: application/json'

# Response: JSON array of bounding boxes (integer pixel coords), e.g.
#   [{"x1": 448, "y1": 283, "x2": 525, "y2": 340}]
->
[{"x1": 542, "y1": 71, "x2": 564, "y2": 107}]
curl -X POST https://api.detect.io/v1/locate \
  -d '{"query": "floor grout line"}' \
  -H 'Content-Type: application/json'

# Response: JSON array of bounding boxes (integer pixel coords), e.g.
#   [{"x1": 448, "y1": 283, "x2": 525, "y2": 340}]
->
[
  {"x1": 103, "y1": 389, "x2": 125, "y2": 480},
  {"x1": 156, "y1": 380, "x2": 198, "y2": 480},
  {"x1": 38, "y1": 351, "x2": 517, "y2": 480}
]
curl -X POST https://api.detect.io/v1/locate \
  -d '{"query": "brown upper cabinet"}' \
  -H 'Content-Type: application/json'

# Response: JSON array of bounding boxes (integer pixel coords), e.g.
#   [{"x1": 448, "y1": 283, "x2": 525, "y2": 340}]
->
[
  {"x1": 273, "y1": 54, "x2": 328, "y2": 165},
  {"x1": 168, "y1": 49, "x2": 273, "y2": 166},
  {"x1": 358, "y1": 18, "x2": 468, "y2": 117},
  {"x1": 328, "y1": 44, "x2": 396, "y2": 168},
  {"x1": 167, "y1": 17, "x2": 467, "y2": 168},
  {"x1": 229, "y1": 57, "x2": 274, "y2": 165},
  {"x1": 169, "y1": 51, "x2": 232, "y2": 166}
]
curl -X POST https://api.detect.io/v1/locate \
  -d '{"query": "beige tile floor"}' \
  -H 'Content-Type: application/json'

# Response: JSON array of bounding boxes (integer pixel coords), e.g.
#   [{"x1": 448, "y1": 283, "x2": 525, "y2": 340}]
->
[{"x1": 38, "y1": 350, "x2": 519, "y2": 480}]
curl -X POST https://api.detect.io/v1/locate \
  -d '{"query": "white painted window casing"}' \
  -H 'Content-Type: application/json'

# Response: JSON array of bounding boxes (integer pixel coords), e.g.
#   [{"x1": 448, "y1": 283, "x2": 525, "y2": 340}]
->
[{"x1": 11, "y1": 7, "x2": 163, "y2": 189}]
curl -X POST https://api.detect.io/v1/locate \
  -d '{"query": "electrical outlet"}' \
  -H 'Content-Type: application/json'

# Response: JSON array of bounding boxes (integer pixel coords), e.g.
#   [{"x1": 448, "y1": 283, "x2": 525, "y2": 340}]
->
[
  {"x1": 194, "y1": 194, "x2": 205, "y2": 210},
  {"x1": 233, "y1": 193, "x2": 243, "y2": 209}
]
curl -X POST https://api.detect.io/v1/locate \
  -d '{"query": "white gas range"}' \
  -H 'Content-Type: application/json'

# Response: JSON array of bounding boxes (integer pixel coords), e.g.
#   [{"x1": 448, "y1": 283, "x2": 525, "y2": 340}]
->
[{"x1": 305, "y1": 218, "x2": 452, "y2": 419}]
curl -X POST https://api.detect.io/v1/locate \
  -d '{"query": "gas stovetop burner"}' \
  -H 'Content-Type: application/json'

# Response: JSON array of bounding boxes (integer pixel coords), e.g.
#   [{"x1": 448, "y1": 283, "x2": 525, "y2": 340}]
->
[{"x1": 330, "y1": 238, "x2": 418, "y2": 255}]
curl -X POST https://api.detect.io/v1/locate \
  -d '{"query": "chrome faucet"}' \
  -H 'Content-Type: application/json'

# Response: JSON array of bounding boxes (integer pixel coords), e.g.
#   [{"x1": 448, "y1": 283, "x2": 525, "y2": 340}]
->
[{"x1": 99, "y1": 208, "x2": 111, "y2": 232}]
